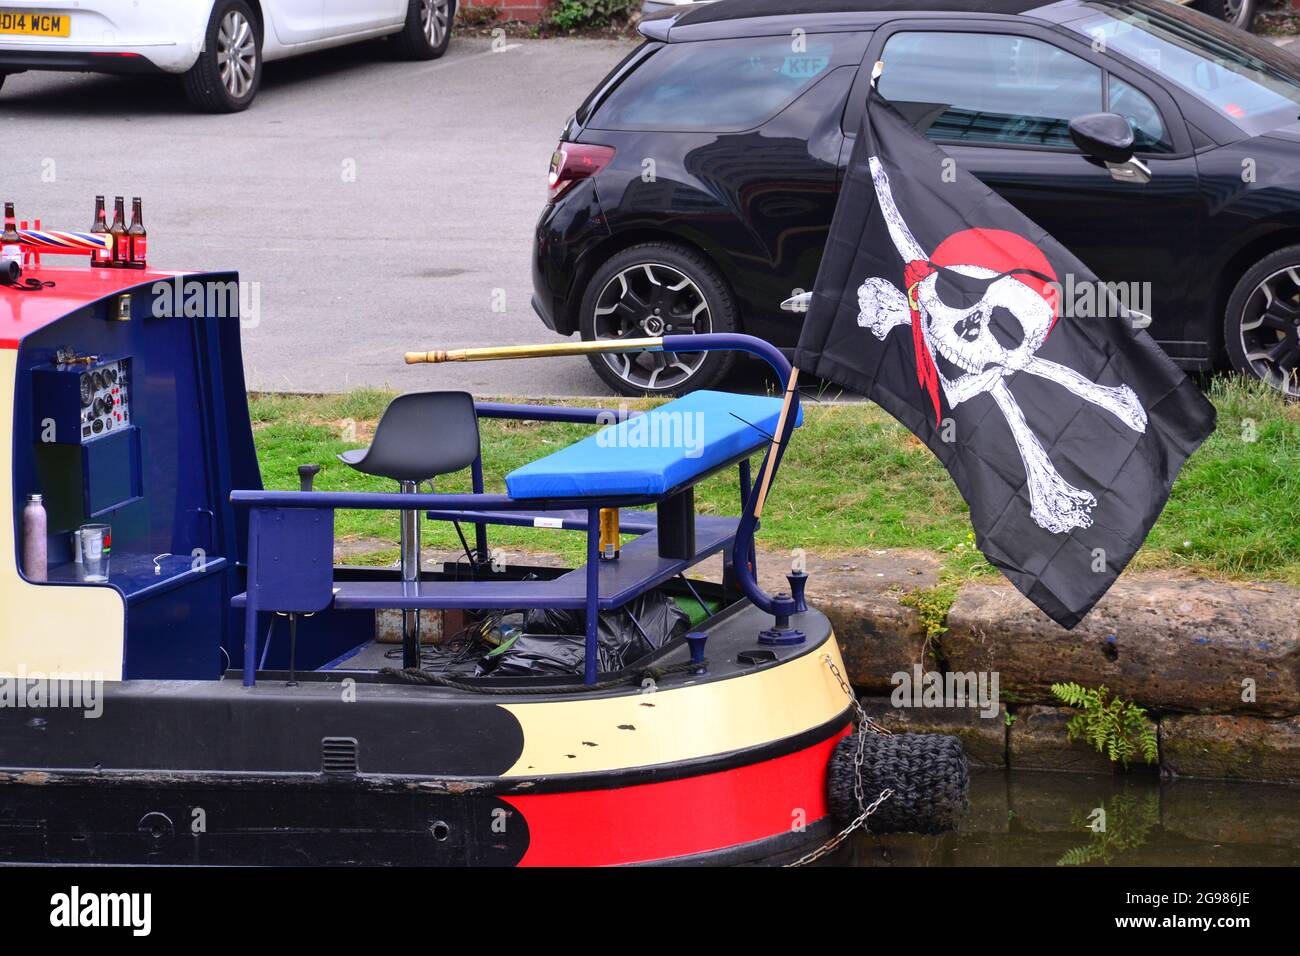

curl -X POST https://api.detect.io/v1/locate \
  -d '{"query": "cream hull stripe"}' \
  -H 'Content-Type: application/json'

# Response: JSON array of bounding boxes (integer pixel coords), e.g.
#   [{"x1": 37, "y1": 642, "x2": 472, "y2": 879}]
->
[{"x1": 502, "y1": 632, "x2": 851, "y2": 777}]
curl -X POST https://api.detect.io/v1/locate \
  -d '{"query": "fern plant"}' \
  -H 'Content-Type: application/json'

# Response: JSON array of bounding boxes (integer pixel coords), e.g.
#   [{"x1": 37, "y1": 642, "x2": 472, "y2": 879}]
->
[{"x1": 1050, "y1": 682, "x2": 1158, "y2": 768}]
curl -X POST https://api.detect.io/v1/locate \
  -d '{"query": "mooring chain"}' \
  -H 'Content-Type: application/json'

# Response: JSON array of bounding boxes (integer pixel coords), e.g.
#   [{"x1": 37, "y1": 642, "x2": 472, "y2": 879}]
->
[
  {"x1": 787, "y1": 786, "x2": 894, "y2": 867},
  {"x1": 786, "y1": 655, "x2": 895, "y2": 867},
  {"x1": 824, "y1": 654, "x2": 892, "y2": 738}
]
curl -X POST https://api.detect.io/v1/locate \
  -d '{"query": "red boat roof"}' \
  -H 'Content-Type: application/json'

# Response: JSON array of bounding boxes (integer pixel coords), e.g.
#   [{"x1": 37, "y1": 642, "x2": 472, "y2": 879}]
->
[{"x1": 1, "y1": 265, "x2": 184, "y2": 350}]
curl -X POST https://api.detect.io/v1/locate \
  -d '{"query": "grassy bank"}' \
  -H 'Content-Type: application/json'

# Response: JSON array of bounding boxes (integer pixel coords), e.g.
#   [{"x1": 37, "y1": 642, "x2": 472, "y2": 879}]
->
[{"x1": 249, "y1": 377, "x2": 1300, "y2": 587}]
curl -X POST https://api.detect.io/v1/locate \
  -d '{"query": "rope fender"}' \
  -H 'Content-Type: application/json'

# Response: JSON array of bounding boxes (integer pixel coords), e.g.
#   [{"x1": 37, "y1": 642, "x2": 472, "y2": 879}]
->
[{"x1": 827, "y1": 732, "x2": 970, "y2": 835}]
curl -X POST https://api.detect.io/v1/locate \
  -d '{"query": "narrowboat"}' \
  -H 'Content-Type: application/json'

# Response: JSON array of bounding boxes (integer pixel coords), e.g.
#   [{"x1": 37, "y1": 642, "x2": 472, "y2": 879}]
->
[{"x1": 0, "y1": 226, "x2": 965, "y2": 865}]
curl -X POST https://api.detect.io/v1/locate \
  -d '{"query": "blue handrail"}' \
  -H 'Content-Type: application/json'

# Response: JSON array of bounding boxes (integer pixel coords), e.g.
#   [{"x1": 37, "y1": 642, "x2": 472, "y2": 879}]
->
[
  {"x1": 230, "y1": 489, "x2": 658, "y2": 510},
  {"x1": 661, "y1": 333, "x2": 797, "y2": 619},
  {"x1": 474, "y1": 402, "x2": 643, "y2": 424}
]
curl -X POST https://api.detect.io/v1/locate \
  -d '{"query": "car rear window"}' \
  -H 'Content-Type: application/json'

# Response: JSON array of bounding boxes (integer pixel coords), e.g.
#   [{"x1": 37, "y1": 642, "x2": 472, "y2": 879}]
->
[
  {"x1": 575, "y1": 41, "x2": 659, "y2": 128},
  {"x1": 586, "y1": 32, "x2": 870, "y2": 133}
]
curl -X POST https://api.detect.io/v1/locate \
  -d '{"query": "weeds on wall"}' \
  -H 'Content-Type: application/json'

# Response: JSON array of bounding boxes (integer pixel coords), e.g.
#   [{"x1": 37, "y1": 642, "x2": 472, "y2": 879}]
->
[{"x1": 1051, "y1": 682, "x2": 1159, "y2": 768}]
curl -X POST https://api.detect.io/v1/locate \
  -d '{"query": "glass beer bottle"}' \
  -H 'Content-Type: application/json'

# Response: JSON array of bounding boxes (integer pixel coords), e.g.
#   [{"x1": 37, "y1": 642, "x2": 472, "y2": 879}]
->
[
  {"x1": 109, "y1": 196, "x2": 128, "y2": 267},
  {"x1": 127, "y1": 197, "x2": 146, "y2": 269},
  {"x1": 90, "y1": 195, "x2": 112, "y2": 267},
  {"x1": 1, "y1": 202, "x2": 21, "y2": 268}
]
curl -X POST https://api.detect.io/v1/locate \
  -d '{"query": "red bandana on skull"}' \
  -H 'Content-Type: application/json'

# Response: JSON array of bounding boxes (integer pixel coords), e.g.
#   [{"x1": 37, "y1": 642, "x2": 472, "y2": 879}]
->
[{"x1": 903, "y1": 228, "x2": 1059, "y2": 426}]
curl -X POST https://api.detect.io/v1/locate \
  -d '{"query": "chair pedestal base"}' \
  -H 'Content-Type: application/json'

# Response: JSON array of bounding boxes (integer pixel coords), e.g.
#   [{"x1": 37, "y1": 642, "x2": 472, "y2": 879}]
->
[{"x1": 399, "y1": 480, "x2": 422, "y2": 669}]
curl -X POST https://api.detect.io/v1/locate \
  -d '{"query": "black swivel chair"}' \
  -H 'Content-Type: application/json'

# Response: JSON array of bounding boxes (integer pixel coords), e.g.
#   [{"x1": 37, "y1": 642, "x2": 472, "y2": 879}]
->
[{"x1": 337, "y1": 391, "x2": 481, "y2": 667}]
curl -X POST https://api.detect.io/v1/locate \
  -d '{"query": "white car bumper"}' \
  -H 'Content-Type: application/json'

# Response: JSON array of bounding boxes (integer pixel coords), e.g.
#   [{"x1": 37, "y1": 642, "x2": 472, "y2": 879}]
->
[{"x1": 0, "y1": 1, "x2": 213, "y2": 74}]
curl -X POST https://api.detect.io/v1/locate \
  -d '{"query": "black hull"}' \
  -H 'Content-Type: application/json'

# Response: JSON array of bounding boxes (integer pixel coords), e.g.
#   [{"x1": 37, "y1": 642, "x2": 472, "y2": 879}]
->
[
  {"x1": 0, "y1": 778, "x2": 836, "y2": 866},
  {"x1": 1, "y1": 606, "x2": 853, "y2": 866}
]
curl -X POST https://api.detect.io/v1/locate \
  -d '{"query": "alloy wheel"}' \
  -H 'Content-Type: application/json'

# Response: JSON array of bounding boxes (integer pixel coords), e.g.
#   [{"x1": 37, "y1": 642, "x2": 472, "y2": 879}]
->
[
  {"x1": 1223, "y1": 0, "x2": 1248, "y2": 29},
  {"x1": 217, "y1": 10, "x2": 257, "y2": 99},
  {"x1": 421, "y1": 0, "x2": 450, "y2": 48},
  {"x1": 1239, "y1": 265, "x2": 1300, "y2": 398},
  {"x1": 591, "y1": 262, "x2": 712, "y2": 391}
]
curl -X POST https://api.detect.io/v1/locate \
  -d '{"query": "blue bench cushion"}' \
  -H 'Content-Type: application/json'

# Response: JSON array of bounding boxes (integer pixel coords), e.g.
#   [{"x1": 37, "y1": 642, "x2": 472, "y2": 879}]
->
[{"x1": 504, "y1": 390, "x2": 802, "y2": 499}]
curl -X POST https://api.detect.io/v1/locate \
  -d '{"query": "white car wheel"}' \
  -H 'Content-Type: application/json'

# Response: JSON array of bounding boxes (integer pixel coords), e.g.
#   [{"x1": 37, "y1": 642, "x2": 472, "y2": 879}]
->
[{"x1": 182, "y1": 0, "x2": 263, "y2": 113}]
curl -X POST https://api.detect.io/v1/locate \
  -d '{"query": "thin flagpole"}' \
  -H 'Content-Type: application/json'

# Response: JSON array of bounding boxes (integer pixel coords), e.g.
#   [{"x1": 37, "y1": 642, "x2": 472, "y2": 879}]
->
[
  {"x1": 752, "y1": 367, "x2": 799, "y2": 519},
  {"x1": 405, "y1": 337, "x2": 664, "y2": 364}
]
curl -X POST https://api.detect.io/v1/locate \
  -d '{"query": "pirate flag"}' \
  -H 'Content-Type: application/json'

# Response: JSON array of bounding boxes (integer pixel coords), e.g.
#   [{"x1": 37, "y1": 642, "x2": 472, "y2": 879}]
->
[{"x1": 795, "y1": 92, "x2": 1216, "y2": 628}]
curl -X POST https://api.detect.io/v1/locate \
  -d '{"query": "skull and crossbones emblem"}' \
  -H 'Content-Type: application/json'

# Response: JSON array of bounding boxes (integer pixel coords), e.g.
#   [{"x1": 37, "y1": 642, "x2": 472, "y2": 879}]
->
[{"x1": 859, "y1": 157, "x2": 1148, "y2": 533}]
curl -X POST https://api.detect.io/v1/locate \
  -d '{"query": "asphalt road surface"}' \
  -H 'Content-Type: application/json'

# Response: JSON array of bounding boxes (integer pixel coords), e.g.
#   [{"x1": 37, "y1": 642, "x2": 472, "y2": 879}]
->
[
  {"x1": 1, "y1": 36, "x2": 639, "y2": 396},
  {"x1": 10, "y1": 33, "x2": 1297, "y2": 397}
]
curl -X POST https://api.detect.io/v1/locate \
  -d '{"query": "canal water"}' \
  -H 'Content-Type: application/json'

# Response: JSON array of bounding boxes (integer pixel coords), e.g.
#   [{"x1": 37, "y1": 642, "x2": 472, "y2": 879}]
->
[{"x1": 836, "y1": 771, "x2": 1300, "y2": 866}]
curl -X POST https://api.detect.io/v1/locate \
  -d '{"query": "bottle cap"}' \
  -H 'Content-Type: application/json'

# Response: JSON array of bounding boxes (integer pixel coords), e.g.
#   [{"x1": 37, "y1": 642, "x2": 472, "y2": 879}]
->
[{"x1": 28, "y1": 493, "x2": 42, "y2": 503}]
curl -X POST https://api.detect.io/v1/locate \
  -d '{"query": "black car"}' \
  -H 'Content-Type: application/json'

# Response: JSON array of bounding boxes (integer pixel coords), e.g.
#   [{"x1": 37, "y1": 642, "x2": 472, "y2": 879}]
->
[{"x1": 532, "y1": 0, "x2": 1300, "y2": 397}]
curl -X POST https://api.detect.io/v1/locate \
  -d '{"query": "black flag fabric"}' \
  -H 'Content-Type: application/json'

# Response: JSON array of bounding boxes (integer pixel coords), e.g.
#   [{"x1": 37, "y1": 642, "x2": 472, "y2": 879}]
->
[{"x1": 795, "y1": 95, "x2": 1216, "y2": 628}]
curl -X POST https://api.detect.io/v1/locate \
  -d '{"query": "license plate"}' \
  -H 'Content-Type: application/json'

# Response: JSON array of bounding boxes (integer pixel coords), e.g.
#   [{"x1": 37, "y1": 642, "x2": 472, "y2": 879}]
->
[{"x1": 0, "y1": 10, "x2": 71, "y2": 37}]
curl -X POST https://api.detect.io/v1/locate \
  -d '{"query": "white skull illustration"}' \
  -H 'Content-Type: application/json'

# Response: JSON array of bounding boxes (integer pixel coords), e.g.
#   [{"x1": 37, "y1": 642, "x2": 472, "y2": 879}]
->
[
  {"x1": 857, "y1": 156, "x2": 1148, "y2": 534},
  {"x1": 917, "y1": 267, "x2": 1052, "y2": 375}
]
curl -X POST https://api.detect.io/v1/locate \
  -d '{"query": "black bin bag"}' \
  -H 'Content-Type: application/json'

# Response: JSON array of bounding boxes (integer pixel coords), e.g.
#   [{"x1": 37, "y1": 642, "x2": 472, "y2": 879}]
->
[{"x1": 482, "y1": 589, "x2": 690, "y2": 678}]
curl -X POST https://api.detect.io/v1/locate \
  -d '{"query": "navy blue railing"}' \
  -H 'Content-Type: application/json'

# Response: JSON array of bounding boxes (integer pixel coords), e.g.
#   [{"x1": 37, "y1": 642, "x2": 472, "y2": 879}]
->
[{"x1": 230, "y1": 333, "x2": 799, "y2": 685}]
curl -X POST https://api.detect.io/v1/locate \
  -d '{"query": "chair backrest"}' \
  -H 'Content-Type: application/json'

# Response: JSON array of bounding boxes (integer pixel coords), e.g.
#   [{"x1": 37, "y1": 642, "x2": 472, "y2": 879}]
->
[{"x1": 351, "y1": 391, "x2": 480, "y2": 483}]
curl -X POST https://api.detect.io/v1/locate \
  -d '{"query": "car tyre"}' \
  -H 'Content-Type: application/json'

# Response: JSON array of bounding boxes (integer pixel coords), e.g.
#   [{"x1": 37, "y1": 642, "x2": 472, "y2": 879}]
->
[
  {"x1": 1224, "y1": 244, "x2": 1300, "y2": 399},
  {"x1": 579, "y1": 242, "x2": 739, "y2": 396},
  {"x1": 1191, "y1": 0, "x2": 1255, "y2": 30},
  {"x1": 182, "y1": 0, "x2": 262, "y2": 113},
  {"x1": 1222, "y1": 0, "x2": 1256, "y2": 31},
  {"x1": 391, "y1": 0, "x2": 455, "y2": 60}
]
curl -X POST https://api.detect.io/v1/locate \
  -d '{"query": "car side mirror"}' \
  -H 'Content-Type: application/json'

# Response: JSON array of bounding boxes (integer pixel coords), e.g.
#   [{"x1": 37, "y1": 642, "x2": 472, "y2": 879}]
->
[
  {"x1": 1069, "y1": 112, "x2": 1135, "y2": 163},
  {"x1": 1069, "y1": 112, "x2": 1151, "y2": 184}
]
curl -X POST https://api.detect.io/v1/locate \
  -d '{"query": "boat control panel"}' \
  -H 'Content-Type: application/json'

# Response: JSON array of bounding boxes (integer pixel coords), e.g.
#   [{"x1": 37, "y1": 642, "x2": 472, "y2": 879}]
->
[
  {"x1": 80, "y1": 356, "x2": 131, "y2": 441},
  {"x1": 30, "y1": 350, "x2": 141, "y2": 519},
  {"x1": 32, "y1": 351, "x2": 132, "y2": 444}
]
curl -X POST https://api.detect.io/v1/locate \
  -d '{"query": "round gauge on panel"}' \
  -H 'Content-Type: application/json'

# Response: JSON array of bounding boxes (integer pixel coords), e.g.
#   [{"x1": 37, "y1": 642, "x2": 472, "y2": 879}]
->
[{"x1": 80, "y1": 375, "x2": 94, "y2": 407}]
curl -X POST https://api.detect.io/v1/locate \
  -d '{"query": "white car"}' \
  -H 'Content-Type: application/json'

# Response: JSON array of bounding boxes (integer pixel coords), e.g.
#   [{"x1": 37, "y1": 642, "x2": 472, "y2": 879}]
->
[{"x1": 0, "y1": 0, "x2": 455, "y2": 112}]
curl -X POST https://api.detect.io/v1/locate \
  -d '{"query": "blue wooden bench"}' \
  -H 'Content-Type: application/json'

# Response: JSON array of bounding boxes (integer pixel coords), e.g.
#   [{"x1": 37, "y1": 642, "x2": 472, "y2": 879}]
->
[{"x1": 503, "y1": 390, "x2": 801, "y2": 498}]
